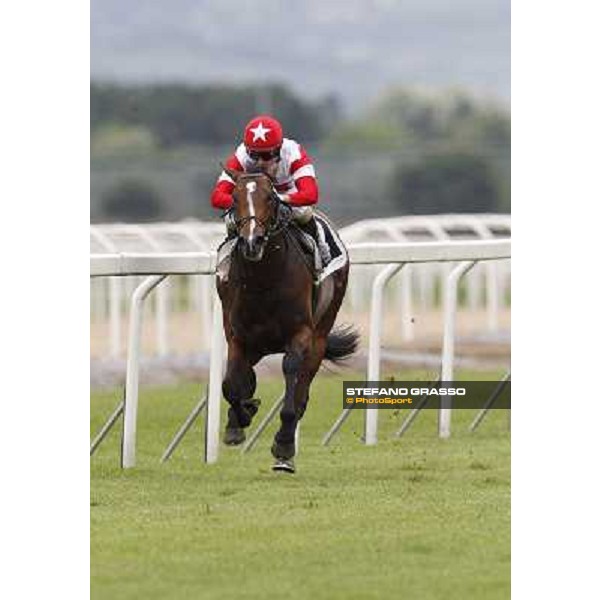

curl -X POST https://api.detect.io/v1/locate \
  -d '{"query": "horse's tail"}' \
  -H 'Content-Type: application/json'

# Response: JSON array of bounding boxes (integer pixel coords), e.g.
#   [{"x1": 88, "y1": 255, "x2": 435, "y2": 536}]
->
[{"x1": 324, "y1": 325, "x2": 360, "y2": 364}]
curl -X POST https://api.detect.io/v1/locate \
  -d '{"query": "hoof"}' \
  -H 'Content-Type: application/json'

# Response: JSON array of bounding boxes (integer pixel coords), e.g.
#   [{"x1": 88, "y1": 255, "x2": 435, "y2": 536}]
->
[
  {"x1": 223, "y1": 427, "x2": 246, "y2": 446},
  {"x1": 272, "y1": 458, "x2": 295, "y2": 474},
  {"x1": 271, "y1": 441, "x2": 295, "y2": 461}
]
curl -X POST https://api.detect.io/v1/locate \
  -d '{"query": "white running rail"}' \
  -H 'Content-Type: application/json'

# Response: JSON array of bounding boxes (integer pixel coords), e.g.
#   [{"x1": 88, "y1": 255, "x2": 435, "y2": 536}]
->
[
  {"x1": 90, "y1": 239, "x2": 510, "y2": 468},
  {"x1": 90, "y1": 215, "x2": 510, "y2": 357}
]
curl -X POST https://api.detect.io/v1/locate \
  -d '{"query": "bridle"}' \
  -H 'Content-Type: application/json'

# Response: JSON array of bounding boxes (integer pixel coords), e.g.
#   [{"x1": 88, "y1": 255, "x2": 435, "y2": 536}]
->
[{"x1": 223, "y1": 173, "x2": 293, "y2": 240}]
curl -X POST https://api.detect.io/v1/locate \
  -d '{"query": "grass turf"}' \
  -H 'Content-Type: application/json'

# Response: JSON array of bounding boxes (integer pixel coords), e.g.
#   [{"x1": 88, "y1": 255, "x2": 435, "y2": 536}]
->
[{"x1": 91, "y1": 370, "x2": 510, "y2": 600}]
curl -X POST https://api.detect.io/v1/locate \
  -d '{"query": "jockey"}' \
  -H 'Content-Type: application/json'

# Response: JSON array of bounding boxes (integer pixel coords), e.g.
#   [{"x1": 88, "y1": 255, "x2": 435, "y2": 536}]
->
[{"x1": 210, "y1": 114, "x2": 331, "y2": 264}]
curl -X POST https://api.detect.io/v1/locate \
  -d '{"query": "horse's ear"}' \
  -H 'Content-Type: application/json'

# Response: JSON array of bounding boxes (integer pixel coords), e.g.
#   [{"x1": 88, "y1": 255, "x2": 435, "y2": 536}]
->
[{"x1": 220, "y1": 163, "x2": 241, "y2": 182}]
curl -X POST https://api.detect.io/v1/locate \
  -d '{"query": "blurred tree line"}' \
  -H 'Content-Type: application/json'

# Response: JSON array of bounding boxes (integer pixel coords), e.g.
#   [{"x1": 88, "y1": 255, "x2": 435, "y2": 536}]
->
[
  {"x1": 91, "y1": 82, "x2": 340, "y2": 148},
  {"x1": 91, "y1": 82, "x2": 510, "y2": 221},
  {"x1": 324, "y1": 87, "x2": 511, "y2": 214}
]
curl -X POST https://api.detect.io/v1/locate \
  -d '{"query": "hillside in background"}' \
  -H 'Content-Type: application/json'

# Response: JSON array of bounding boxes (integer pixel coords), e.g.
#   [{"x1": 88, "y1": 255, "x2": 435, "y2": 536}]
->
[{"x1": 91, "y1": 0, "x2": 510, "y2": 113}]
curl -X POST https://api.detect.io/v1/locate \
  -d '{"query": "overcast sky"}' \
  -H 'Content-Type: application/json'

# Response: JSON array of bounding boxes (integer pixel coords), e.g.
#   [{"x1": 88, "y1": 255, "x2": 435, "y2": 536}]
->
[{"x1": 91, "y1": 0, "x2": 510, "y2": 112}]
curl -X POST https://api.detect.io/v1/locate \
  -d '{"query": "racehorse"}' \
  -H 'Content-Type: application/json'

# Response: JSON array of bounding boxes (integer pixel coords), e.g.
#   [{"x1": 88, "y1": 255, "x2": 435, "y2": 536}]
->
[{"x1": 216, "y1": 168, "x2": 359, "y2": 473}]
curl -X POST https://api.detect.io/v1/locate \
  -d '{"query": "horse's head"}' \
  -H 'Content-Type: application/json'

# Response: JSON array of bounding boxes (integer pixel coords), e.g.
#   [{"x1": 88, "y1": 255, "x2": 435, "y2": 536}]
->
[{"x1": 224, "y1": 168, "x2": 284, "y2": 261}]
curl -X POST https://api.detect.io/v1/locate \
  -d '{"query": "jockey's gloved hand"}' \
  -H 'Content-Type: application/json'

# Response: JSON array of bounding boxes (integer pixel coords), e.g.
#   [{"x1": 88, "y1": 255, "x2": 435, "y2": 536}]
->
[{"x1": 276, "y1": 194, "x2": 293, "y2": 220}]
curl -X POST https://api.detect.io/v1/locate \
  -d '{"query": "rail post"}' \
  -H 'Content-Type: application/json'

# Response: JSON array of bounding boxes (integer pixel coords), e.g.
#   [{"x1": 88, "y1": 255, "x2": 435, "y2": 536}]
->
[
  {"x1": 364, "y1": 263, "x2": 405, "y2": 446},
  {"x1": 205, "y1": 288, "x2": 225, "y2": 464},
  {"x1": 439, "y1": 260, "x2": 476, "y2": 439},
  {"x1": 122, "y1": 274, "x2": 167, "y2": 468}
]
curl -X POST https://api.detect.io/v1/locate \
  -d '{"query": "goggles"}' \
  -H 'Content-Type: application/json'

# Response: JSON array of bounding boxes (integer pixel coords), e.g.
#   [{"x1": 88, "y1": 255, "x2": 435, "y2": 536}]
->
[{"x1": 248, "y1": 147, "x2": 281, "y2": 161}]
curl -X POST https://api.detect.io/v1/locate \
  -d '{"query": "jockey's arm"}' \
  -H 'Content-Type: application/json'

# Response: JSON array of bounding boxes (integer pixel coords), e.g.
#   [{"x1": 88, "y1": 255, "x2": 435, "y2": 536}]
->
[
  {"x1": 281, "y1": 145, "x2": 319, "y2": 206},
  {"x1": 281, "y1": 176, "x2": 319, "y2": 207},
  {"x1": 210, "y1": 154, "x2": 241, "y2": 210},
  {"x1": 211, "y1": 180, "x2": 234, "y2": 210}
]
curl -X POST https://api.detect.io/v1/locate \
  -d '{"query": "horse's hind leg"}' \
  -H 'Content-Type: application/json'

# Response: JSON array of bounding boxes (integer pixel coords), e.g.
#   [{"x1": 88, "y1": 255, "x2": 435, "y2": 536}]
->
[{"x1": 222, "y1": 343, "x2": 259, "y2": 445}]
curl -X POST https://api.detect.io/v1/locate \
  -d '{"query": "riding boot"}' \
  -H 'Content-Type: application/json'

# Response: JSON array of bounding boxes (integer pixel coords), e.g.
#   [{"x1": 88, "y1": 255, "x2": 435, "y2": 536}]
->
[
  {"x1": 224, "y1": 212, "x2": 237, "y2": 241},
  {"x1": 297, "y1": 216, "x2": 331, "y2": 266},
  {"x1": 216, "y1": 213, "x2": 238, "y2": 282}
]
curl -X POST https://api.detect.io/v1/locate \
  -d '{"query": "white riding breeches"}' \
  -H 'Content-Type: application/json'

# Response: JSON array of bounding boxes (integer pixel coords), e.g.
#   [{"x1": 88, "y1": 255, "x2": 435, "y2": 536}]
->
[{"x1": 290, "y1": 206, "x2": 313, "y2": 224}]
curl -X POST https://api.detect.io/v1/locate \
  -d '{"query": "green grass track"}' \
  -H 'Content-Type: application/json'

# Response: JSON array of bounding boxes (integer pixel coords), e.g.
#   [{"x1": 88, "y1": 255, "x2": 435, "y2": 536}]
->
[{"x1": 91, "y1": 370, "x2": 510, "y2": 600}]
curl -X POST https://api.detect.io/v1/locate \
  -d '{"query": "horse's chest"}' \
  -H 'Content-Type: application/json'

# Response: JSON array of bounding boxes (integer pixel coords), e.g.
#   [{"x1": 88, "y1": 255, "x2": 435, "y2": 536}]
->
[
  {"x1": 246, "y1": 320, "x2": 282, "y2": 342},
  {"x1": 232, "y1": 296, "x2": 291, "y2": 343}
]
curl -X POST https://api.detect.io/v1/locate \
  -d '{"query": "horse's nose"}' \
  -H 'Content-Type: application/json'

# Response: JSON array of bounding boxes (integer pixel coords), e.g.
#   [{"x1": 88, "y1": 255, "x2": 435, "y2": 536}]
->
[
  {"x1": 249, "y1": 235, "x2": 264, "y2": 253},
  {"x1": 243, "y1": 235, "x2": 265, "y2": 260}
]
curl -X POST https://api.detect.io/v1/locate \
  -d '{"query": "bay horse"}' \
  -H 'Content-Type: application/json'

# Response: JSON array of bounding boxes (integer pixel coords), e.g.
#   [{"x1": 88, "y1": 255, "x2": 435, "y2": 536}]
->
[{"x1": 216, "y1": 168, "x2": 358, "y2": 473}]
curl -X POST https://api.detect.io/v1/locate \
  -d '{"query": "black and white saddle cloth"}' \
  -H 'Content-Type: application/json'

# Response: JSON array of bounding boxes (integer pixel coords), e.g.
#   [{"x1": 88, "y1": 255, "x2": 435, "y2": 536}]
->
[{"x1": 299, "y1": 211, "x2": 348, "y2": 284}]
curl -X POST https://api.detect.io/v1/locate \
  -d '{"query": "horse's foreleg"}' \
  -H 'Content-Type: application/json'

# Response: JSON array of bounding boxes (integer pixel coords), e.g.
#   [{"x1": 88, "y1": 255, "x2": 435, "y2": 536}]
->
[
  {"x1": 222, "y1": 342, "x2": 259, "y2": 445},
  {"x1": 294, "y1": 336, "x2": 327, "y2": 421},
  {"x1": 273, "y1": 328, "x2": 324, "y2": 461}
]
